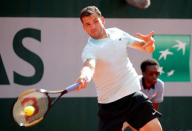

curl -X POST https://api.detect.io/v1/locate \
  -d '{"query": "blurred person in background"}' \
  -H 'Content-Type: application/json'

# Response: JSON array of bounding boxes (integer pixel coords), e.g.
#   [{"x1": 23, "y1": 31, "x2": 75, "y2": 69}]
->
[{"x1": 122, "y1": 59, "x2": 164, "y2": 131}]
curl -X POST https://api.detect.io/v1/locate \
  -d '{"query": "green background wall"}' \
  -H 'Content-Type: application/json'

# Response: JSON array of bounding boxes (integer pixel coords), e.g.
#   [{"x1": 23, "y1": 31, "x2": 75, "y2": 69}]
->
[
  {"x1": 1, "y1": 97, "x2": 192, "y2": 131},
  {"x1": 1, "y1": 0, "x2": 192, "y2": 18}
]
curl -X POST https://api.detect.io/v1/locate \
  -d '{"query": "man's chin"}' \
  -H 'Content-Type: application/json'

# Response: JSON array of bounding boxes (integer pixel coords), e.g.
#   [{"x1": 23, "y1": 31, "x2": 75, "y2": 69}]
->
[
  {"x1": 91, "y1": 35, "x2": 100, "y2": 39},
  {"x1": 151, "y1": 80, "x2": 157, "y2": 85}
]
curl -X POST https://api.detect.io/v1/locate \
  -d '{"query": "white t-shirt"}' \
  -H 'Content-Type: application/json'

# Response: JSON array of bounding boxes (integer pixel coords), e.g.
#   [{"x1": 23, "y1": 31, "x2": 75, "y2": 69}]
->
[
  {"x1": 82, "y1": 27, "x2": 141, "y2": 103},
  {"x1": 139, "y1": 75, "x2": 164, "y2": 103}
]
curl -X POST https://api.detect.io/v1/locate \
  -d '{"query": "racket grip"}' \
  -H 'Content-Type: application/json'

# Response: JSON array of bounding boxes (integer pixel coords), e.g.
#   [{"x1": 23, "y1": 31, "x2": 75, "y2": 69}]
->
[{"x1": 65, "y1": 83, "x2": 80, "y2": 93}]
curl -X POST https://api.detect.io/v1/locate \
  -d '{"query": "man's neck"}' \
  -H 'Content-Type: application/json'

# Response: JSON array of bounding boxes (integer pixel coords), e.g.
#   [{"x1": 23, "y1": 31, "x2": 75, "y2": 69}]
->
[
  {"x1": 144, "y1": 81, "x2": 152, "y2": 89},
  {"x1": 97, "y1": 29, "x2": 108, "y2": 40}
]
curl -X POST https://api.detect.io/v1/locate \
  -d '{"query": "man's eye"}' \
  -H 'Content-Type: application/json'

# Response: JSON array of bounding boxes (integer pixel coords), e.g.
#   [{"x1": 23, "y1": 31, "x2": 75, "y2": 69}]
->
[
  {"x1": 148, "y1": 72, "x2": 160, "y2": 76},
  {"x1": 86, "y1": 24, "x2": 90, "y2": 26}
]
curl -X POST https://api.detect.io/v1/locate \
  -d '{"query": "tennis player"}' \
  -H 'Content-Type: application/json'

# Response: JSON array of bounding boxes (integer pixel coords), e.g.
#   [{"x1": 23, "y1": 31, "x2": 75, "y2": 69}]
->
[
  {"x1": 122, "y1": 59, "x2": 164, "y2": 131},
  {"x1": 76, "y1": 6, "x2": 162, "y2": 131}
]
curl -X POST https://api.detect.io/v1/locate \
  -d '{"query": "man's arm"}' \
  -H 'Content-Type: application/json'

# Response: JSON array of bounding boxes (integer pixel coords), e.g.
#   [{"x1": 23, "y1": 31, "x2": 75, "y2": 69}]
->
[
  {"x1": 152, "y1": 80, "x2": 164, "y2": 110},
  {"x1": 152, "y1": 103, "x2": 159, "y2": 111},
  {"x1": 76, "y1": 59, "x2": 96, "y2": 91},
  {"x1": 129, "y1": 31, "x2": 155, "y2": 53}
]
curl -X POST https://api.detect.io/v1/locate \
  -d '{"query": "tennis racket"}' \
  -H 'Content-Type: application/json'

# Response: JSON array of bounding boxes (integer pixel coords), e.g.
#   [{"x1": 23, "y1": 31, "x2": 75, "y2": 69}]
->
[{"x1": 12, "y1": 82, "x2": 80, "y2": 127}]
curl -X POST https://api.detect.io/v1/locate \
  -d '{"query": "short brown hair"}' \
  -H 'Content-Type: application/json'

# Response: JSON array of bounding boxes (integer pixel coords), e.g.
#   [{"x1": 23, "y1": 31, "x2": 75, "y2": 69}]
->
[{"x1": 80, "y1": 6, "x2": 102, "y2": 23}]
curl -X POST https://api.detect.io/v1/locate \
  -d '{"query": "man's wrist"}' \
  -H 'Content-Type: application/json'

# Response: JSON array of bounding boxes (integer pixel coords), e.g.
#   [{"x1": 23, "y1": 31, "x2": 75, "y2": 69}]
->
[{"x1": 79, "y1": 74, "x2": 90, "y2": 82}]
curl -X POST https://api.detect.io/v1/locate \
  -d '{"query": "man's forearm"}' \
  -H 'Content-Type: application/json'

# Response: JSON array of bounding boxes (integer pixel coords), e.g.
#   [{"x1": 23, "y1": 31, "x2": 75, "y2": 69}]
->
[
  {"x1": 152, "y1": 103, "x2": 159, "y2": 111},
  {"x1": 80, "y1": 59, "x2": 96, "y2": 82},
  {"x1": 80, "y1": 66, "x2": 94, "y2": 82}
]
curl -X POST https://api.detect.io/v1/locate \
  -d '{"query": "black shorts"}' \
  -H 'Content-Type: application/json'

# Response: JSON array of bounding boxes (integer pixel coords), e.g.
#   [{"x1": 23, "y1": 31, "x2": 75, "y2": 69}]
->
[{"x1": 98, "y1": 91, "x2": 162, "y2": 131}]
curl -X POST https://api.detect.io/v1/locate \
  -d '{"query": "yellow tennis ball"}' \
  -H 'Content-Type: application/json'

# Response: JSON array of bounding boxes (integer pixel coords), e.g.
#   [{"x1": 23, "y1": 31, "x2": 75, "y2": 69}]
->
[{"x1": 24, "y1": 106, "x2": 35, "y2": 116}]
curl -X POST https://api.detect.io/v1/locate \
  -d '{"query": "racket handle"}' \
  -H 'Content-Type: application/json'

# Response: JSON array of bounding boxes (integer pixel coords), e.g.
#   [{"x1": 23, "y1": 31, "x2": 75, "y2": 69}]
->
[{"x1": 65, "y1": 83, "x2": 80, "y2": 93}]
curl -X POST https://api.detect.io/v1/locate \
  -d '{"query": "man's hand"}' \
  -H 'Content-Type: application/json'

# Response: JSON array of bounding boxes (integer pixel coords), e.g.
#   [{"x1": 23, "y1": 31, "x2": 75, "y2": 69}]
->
[
  {"x1": 76, "y1": 77, "x2": 88, "y2": 91},
  {"x1": 136, "y1": 31, "x2": 155, "y2": 53},
  {"x1": 75, "y1": 59, "x2": 95, "y2": 91}
]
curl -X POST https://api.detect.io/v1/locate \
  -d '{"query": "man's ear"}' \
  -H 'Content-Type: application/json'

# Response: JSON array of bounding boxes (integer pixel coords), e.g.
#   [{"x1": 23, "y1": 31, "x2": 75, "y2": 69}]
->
[
  {"x1": 142, "y1": 72, "x2": 145, "y2": 77},
  {"x1": 82, "y1": 25, "x2": 86, "y2": 31},
  {"x1": 101, "y1": 17, "x2": 105, "y2": 24}
]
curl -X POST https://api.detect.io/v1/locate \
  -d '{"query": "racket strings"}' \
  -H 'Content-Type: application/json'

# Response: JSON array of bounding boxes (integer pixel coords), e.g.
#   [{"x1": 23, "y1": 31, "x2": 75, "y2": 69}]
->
[{"x1": 13, "y1": 91, "x2": 49, "y2": 126}]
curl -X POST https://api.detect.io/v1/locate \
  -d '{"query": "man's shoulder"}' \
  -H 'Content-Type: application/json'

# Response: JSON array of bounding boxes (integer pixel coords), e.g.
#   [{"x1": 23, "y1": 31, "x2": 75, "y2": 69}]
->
[
  {"x1": 138, "y1": 75, "x2": 143, "y2": 81},
  {"x1": 107, "y1": 27, "x2": 124, "y2": 34},
  {"x1": 155, "y1": 78, "x2": 164, "y2": 89},
  {"x1": 157, "y1": 78, "x2": 164, "y2": 85}
]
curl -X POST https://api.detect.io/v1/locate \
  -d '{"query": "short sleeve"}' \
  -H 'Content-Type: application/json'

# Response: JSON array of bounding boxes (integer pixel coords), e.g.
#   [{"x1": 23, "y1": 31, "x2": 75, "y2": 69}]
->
[
  {"x1": 81, "y1": 44, "x2": 95, "y2": 63},
  {"x1": 111, "y1": 28, "x2": 140, "y2": 46},
  {"x1": 122, "y1": 30, "x2": 139, "y2": 45},
  {"x1": 152, "y1": 79, "x2": 164, "y2": 103}
]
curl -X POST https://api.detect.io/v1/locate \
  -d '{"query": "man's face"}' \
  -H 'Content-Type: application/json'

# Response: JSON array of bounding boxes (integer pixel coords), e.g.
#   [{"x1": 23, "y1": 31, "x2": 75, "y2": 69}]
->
[
  {"x1": 142, "y1": 65, "x2": 160, "y2": 85},
  {"x1": 82, "y1": 13, "x2": 105, "y2": 39}
]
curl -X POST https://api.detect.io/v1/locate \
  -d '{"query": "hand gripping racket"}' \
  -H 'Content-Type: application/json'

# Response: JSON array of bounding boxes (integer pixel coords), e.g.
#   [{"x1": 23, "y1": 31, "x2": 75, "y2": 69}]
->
[{"x1": 12, "y1": 83, "x2": 80, "y2": 127}]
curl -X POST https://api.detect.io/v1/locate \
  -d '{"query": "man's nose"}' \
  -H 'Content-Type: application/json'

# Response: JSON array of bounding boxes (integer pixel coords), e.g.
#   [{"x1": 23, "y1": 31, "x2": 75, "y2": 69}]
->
[
  {"x1": 91, "y1": 23, "x2": 96, "y2": 29},
  {"x1": 151, "y1": 73, "x2": 157, "y2": 79}
]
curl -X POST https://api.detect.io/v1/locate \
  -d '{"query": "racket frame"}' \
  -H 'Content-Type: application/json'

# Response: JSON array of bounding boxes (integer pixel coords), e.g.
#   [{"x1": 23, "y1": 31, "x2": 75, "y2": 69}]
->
[{"x1": 12, "y1": 82, "x2": 80, "y2": 127}]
